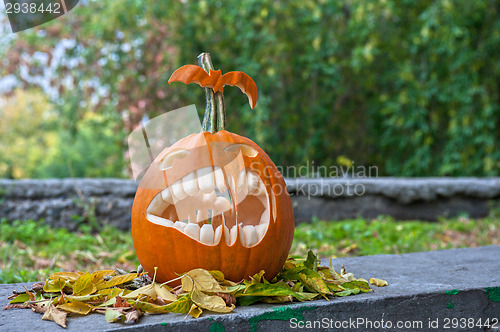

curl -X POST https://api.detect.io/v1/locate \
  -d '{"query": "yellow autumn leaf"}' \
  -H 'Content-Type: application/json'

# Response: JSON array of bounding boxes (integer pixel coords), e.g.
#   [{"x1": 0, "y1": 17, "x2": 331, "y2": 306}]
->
[
  {"x1": 43, "y1": 279, "x2": 67, "y2": 293},
  {"x1": 122, "y1": 283, "x2": 176, "y2": 302},
  {"x1": 369, "y1": 278, "x2": 389, "y2": 287},
  {"x1": 73, "y1": 272, "x2": 97, "y2": 296},
  {"x1": 182, "y1": 269, "x2": 228, "y2": 293},
  {"x1": 97, "y1": 273, "x2": 141, "y2": 290},
  {"x1": 48, "y1": 271, "x2": 83, "y2": 282},
  {"x1": 191, "y1": 289, "x2": 234, "y2": 313},
  {"x1": 188, "y1": 304, "x2": 203, "y2": 318},
  {"x1": 90, "y1": 270, "x2": 116, "y2": 285},
  {"x1": 57, "y1": 301, "x2": 93, "y2": 315}
]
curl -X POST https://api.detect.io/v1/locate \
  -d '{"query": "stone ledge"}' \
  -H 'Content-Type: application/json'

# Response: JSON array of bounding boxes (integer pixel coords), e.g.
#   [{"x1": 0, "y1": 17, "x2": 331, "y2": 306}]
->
[
  {"x1": 1, "y1": 246, "x2": 499, "y2": 331},
  {"x1": 1, "y1": 178, "x2": 499, "y2": 227}
]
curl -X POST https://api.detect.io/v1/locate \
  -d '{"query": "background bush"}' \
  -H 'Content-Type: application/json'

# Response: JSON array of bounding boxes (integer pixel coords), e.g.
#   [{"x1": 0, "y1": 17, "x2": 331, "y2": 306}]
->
[{"x1": 1, "y1": 0, "x2": 499, "y2": 178}]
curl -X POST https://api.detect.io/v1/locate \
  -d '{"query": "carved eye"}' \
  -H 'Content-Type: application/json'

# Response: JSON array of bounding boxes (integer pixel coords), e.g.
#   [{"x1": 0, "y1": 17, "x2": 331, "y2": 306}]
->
[
  {"x1": 224, "y1": 144, "x2": 258, "y2": 157},
  {"x1": 159, "y1": 149, "x2": 190, "y2": 170}
]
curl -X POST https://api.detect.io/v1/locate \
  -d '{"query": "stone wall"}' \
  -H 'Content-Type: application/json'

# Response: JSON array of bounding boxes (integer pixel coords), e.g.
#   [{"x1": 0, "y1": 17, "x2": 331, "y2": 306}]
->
[{"x1": 0, "y1": 178, "x2": 499, "y2": 230}]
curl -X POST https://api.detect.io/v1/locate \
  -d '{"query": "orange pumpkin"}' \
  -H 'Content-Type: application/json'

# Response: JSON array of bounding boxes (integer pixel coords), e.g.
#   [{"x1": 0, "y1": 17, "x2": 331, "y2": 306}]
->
[{"x1": 131, "y1": 53, "x2": 294, "y2": 283}]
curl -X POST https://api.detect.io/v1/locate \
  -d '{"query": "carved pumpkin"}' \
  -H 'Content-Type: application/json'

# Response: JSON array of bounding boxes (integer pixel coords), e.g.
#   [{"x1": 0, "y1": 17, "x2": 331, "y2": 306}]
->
[{"x1": 131, "y1": 53, "x2": 294, "y2": 283}]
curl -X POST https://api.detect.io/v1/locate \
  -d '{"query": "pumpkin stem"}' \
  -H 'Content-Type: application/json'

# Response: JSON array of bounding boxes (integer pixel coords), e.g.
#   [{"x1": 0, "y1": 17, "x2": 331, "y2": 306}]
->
[
  {"x1": 197, "y1": 53, "x2": 217, "y2": 133},
  {"x1": 197, "y1": 53, "x2": 226, "y2": 132}
]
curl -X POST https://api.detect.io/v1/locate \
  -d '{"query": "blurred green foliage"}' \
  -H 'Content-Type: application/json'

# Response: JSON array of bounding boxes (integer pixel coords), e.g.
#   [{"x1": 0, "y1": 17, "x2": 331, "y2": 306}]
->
[{"x1": 1, "y1": 0, "x2": 499, "y2": 178}]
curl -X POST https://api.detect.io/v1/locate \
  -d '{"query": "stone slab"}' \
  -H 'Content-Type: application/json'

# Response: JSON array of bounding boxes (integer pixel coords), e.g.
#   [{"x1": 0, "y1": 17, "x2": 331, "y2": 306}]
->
[{"x1": 1, "y1": 246, "x2": 499, "y2": 331}]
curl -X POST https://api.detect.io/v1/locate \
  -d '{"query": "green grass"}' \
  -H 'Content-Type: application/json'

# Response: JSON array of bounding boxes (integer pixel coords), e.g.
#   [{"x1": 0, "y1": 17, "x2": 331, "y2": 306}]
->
[
  {"x1": 291, "y1": 214, "x2": 500, "y2": 258},
  {"x1": 1, "y1": 214, "x2": 499, "y2": 284}
]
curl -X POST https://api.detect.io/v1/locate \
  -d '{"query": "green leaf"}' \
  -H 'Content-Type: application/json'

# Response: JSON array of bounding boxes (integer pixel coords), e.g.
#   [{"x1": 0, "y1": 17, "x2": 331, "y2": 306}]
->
[
  {"x1": 237, "y1": 295, "x2": 266, "y2": 306},
  {"x1": 335, "y1": 288, "x2": 361, "y2": 297},
  {"x1": 341, "y1": 280, "x2": 372, "y2": 293},
  {"x1": 304, "y1": 250, "x2": 318, "y2": 271},
  {"x1": 9, "y1": 293, "x2": 30, "y2": 304},
  {"x1": 299, "y1": 273, "x2": 330, "y2": 295},
  {"x1": 105, "y1": 309, "x2": 125, "y2": 323}
]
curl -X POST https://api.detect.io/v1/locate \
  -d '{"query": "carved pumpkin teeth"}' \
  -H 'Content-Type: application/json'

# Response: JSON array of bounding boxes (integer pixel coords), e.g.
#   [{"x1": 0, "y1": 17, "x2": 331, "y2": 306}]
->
[
  {"x1": 182, "y1": 171, "x2": 199, "y2": 197},
  {"x1": 171, "y1": 179, "x2": 188, "y2": 201},
  {"x1": 246, "y1": 171, "x2": 259, "y2": 194},
  {"x1": 236, "y1": 169, "x2": 248, "y2": 198},
  {"x1": 214, "y1": 167, "x2": 227, "y2": 193},
  {"x1": 161, "y1": 187, "x2": 174, "y2": 204},
  {"x1": 229, "y1": 226, "x2": 238, "y2": 246},
  {"x1": 260, "y1": 209, "x2": 270, "y2": 224},
  {"x1": 214, "y1": 225, "x2": 222, "y2": 244},
  {"x1": 200, "y1": 224, "x2": 215, "y2": 245},
  {"x1": 146, "y1": 214, "x2": 174, "y2": 227},
  {"x1": 197, "y1": 209, "x2": 208, "y2": 223},
  {"x1": 255, "y1": 224, "x2": 267, "y2": 243},
  {"x1": 242, "y1": 225, "x2": 258, "y2": 247},
  {"x1": 214, "y1": 197, "x2": 231, "y2": 213},
  {"x1": 147, "y1": 167, "x2": 271, "y2": 247},
  {"x1": 196, "y1": 167, "x2": 215, "y2": 194},
  {"x1": 147, "y1": 194, "x2": 169, "y2": 214},
  {"x1": 174, "y1": 221, "x2": 187, "y2": 232},
  {"x1": 184, "y1": 223, "x2": 200, "y2": 241}
]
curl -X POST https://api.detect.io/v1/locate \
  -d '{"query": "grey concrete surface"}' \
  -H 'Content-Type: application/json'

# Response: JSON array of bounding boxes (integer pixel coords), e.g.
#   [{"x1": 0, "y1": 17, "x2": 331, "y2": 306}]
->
[
  {"x1": 1, "y1": 246, "x2": 499, "y2": 331},
  {"x1": 1, "y1": 178, "x2": 499, "y2": 229}
]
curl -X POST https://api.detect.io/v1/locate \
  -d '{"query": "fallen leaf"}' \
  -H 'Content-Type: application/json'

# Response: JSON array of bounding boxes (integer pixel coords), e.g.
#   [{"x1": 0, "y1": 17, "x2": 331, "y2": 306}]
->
[
  {"x1": 188, "y1": 304, "x2": 203, "y2": 318},
  {"x1": 122, "y1": 283, "x2": 176, "y2": 302},
  {"x1": 214, "y1": 292, "x2": 236, "y2": 306},
  {"x1": 73, "y1": 272, "x2": 97, "y2": 296},
  {"x1": 191, "y1": 289, "x2": 234, "y2": 313},
  {"x1": 105, "y1": 308, "x2": 125, "y2": 323},
  {"x1": 49, "y1": 272, "x2": 83, "y2": 282},
  {"x1": 42, "y1": 304, "x2": 67, "y2": 328},
  {"x1": 299, "y1": 273, "x2": 330, "y2": 295},
  {"x1": 114, "y1": 296, "x2": 130, "y2": 308},
  {"x1": 3, "y1": 304, "x2": 28, "y2": 310},
  {"x1": 125, "y1": 309, "x2": 142, "y2": 324},
  {"x1": 369, "y1": 278, "x2": 389, "y2": 287},
  {"x1": 134, "y1": 294, "x2": 192, "y2": 314},
  {"x1": 342, "y1": 280, "x2": 372, "y2": 293},
  {"x1": 57, "y1": 301, "x2": 93, "y2": 315},
  {"x1": 43, "y1": 279, "x2": 66, "y2": 293},
  {"x1": 9, "y1": 293, "x2": 29, "y2": 304},
  {"x1": 304, "y1": 250, "x2": 318, "y2": 271},
  {"x1": 98, "y1": 273, "x2": 142, "y2": 290},
  {"x1": 182, "y1": 269, "x2": 228, "y2": 293}
]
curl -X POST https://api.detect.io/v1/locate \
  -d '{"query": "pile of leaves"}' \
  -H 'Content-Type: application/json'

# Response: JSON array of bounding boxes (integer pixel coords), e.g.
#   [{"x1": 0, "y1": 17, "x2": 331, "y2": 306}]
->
[{"x1": 3, "y1": 251, "x2": 388, "y2": 328}]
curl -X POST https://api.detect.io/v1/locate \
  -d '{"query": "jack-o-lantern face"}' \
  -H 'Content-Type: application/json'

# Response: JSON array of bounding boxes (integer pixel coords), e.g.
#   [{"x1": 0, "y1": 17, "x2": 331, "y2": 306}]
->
[{"x1": 131, "y1": 53, "x2": 294, "y2": 283}]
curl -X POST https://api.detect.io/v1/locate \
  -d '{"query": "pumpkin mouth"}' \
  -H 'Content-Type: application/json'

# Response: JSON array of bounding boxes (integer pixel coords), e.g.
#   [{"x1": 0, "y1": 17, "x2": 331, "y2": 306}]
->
[{"x1": 145, "y1": 167, "x2": 270, "y2": 247}]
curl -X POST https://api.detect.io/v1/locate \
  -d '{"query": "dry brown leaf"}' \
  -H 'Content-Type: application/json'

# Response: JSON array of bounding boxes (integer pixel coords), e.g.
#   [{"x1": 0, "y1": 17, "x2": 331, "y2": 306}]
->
[
  {"x1": 114, "y1": 296, "x2": 130, "y2": 308},
  {"x1": 214, "y1": 292, "x2": 236, "y2": 306},
  {"x1": 3, "y1": 304, "x2": 27, "y2": 310},
  {"x1": 42, "y1": 304, "x2": 67, "y2": 328},
  {"x1": 125, "y1": 309, "x2": 142, "y2": 324}
]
